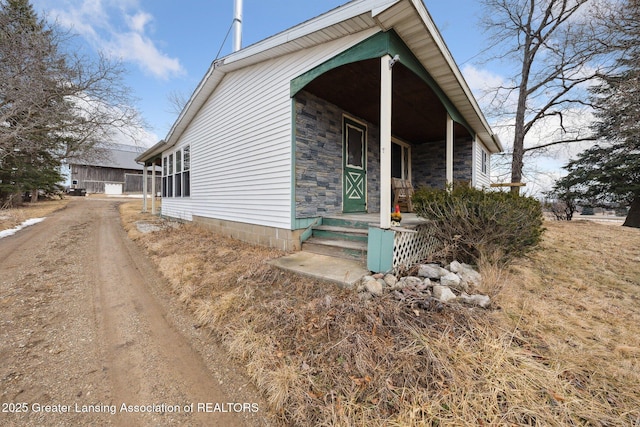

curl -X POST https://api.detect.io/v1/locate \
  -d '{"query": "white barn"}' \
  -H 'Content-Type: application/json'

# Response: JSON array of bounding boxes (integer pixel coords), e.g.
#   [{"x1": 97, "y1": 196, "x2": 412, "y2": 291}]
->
[{"x1": 137, "y1": 0, "x2": 501, "y2": 271}]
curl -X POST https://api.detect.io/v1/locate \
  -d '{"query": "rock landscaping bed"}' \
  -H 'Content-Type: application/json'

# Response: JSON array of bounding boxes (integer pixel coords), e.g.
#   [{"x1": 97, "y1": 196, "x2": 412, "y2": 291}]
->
[{"x1": 359, "y1": 261, "x2": 491, "y2": 309}]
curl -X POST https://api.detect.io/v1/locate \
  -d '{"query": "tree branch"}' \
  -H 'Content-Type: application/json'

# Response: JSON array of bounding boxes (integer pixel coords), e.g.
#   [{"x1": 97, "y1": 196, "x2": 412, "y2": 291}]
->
[{"x1": 523, "y1": 136, "x2": 598, "y2": 153}]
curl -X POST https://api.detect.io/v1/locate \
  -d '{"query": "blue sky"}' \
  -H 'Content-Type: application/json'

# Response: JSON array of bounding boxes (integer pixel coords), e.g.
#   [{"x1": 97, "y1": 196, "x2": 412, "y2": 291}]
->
[{"x1": 28, "y1": 0, "x2": 574, "y2": 193}]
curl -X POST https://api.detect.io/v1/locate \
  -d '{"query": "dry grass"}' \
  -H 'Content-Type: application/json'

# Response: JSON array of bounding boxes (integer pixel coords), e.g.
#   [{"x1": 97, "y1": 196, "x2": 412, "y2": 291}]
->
[
  {"x1": 120, "y1": 200, "x2": 640, "y2": 426},
  {"x1": 0, "y1": 198, "x2": 70, "y2": 231}
]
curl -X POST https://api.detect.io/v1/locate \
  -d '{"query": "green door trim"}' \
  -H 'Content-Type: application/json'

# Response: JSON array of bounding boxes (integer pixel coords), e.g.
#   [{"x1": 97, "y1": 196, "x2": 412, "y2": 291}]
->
[
  {"x1": 343, "y1": 116, "x2": 367, "y2": 213},
  {"x1": 290, "y1": 30, "x2": 472, "y2": 134}
]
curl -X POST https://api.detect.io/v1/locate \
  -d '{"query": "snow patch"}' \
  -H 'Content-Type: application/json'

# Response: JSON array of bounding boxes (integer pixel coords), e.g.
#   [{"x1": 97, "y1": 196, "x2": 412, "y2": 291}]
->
[{"x1": 0, "y1": 217, "x2": 46, "y2": 239}]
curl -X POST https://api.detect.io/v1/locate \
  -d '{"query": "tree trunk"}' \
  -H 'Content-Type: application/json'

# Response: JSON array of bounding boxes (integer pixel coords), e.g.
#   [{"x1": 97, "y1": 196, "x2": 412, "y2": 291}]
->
[
  {"x1": 623, "y1": 197, "x2": 640, "y2": 228},
  {"x1": 510, "y1": 134, "x2": 525, "y2": 195},
  {"x1": 510, "y1": 41, "x2": 533, "y2": 196},
  {"x1": 31, "y1": 189, "x2": 38, "y2": 203}
]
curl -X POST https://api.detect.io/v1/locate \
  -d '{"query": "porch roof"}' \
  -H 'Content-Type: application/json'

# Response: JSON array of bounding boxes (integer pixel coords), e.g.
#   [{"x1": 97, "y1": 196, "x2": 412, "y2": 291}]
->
[{"x1": 136, "y1": 0, "x2": 500, "y2": 163}]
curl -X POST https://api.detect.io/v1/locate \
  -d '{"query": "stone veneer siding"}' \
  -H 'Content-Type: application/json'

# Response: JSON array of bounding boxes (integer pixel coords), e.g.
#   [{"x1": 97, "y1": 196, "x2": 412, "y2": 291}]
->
[
  {"x1": 453, "y1": 138, "x2": 473, "y2": 184},
  {"x1": 295, "y1": 91, "x2": 380, "y2": 219},
  {"x1": 295, "y1": 91, "x2": 475, "y2": 218},
  {"x1": 412, "y1": 138, "x2": 474, "y2": 189}
]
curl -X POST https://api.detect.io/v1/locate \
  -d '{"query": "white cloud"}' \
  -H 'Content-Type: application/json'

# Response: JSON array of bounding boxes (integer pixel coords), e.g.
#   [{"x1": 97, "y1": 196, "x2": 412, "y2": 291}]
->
[
  {"x1": 109, "y1": 125, "x2": 158, "y2": 148},
  {"x1": 126, "y1": 11, "x2": 152, "y2": 33},
  {"x1": 39, "y1": 0, "x2": 184, "y2": 80},
  {"x1": 461, "y1": 64, "x2": 520, "y2": 117},
  {"x1": 462, "y1": 64, "x2": 505, "y2": 94},
  {"x1": 109, "y1": 30, "x2": 183, "y2": 80}
]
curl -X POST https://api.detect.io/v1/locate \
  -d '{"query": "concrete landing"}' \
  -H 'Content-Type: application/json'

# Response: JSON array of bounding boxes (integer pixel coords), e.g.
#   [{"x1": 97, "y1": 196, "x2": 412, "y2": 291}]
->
[{"x1": 268, "y1": 251, "x2": 370, "y2": 288}]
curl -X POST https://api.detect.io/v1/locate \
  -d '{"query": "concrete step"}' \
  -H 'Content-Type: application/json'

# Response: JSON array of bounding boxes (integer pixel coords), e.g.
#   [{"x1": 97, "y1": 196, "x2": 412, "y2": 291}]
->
[
  {"x1": 302, "y1": 237, "x2": 367, "y2": 262},
  {"x1": 268, "y1": 252, "x2": 368, "y2": 288},
  {"x1": 321, "y1": 217, "x2": 373, "y2": 230}
]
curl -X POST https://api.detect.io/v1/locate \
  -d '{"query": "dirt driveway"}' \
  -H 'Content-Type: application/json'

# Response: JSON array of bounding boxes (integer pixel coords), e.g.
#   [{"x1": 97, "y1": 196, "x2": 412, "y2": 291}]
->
[{"x1": 0, "y1": 199, "x2": 269, "y2": 427}]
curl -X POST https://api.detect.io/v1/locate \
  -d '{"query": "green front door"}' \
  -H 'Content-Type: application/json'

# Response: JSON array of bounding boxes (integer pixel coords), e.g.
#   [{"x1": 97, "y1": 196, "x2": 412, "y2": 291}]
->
[{"x1": 343, "y1": 117, "x2": 367, "y2": 213}]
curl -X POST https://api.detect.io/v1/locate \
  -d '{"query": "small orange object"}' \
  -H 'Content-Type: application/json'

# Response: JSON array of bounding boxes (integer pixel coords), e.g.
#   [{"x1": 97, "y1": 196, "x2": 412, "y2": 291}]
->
[{"x1": 394, "y1": 204, "x2": 400, "y2": 214}]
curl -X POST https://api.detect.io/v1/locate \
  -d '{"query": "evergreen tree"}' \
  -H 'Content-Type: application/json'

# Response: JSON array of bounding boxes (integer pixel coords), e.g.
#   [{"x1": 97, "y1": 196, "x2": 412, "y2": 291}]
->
[
  {"x1": 0, "y1": 0, "x2": 143, "y2": 206},
  {"x1": 554, "y1": 0, "x2": 640, "y2": 228},
  {"x1": 0, "y1": 0, "x2": 60, "y2": 204}
]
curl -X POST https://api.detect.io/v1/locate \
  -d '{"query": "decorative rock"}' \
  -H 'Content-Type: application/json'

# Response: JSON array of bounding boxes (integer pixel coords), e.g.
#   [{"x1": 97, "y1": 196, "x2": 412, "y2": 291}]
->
[
  {"x1": 372, "y1": 273, "x2": 385, "y2": 279},
  {"x1": 432, "y1": 285, "x2": 457, "y2": 303},
  {"x1": 418, "y1": 264, "x2": 449, "y2": 279},
  {"x1": 416, "y1": 279, "x2": 431, "y2": 291},
  {"x1": 458, "y1": 292, "x2": 491, "y2": 309},
  {"x1": 457, "y1": 264, "x2": 483, "y2": 289},
  {"x1": 448, "y1": 260, "x2": 462, "y2": 273},
  {"x1": 440, "y1": 272, "x2": 465, "y2": 292},
  {"x1": 364, "y1": 279, "x2": 384, "y2": 296},
  {"x1": 377, "y1": 278, "x2": 387, "y2": 289},
  {"x1": 401, "y1": 276, "x2": 423, "y2": 287},
  {"x1": 383, "y1": 274, "x2": 397, "y2": 288}
]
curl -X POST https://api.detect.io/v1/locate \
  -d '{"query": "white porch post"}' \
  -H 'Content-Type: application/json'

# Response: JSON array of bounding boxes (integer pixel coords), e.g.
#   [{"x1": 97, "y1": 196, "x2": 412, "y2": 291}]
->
[
  {"x1": 446, "y1": 114, "x2": 454, "y2": 188},
  {"x1": 142, "y1": 163, "x2": 148, "y2": 212},
  {"x1": 380, "y1": 54, "x2": 393, "y2": 229},
  {"x1": 151, "y1": 160, "x2": 157, "y2": 215}
]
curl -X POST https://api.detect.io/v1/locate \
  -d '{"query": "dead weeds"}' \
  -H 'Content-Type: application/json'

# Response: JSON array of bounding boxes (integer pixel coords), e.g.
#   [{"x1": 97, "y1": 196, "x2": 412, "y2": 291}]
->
[
  {"x1": 0, "y1": 198, "x2": 69, "y2": 231},
  {"x1": 120, "y1": 201, "x2": 640, "y2": 426}
]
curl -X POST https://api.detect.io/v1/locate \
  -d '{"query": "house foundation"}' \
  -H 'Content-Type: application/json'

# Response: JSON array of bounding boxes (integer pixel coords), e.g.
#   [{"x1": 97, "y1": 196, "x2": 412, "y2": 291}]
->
[{"x1": 192, "y1": 216, "x2": 302, "y2": 251}]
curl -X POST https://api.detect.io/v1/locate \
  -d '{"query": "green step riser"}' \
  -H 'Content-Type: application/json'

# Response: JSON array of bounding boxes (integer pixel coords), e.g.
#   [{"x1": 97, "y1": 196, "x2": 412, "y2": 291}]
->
[
  {"x1": 313, "y1": 230, "x2": 368, "y2": 242},
  {"x1": 303, "y1": 244, "x2": 366, "y2": 261}
]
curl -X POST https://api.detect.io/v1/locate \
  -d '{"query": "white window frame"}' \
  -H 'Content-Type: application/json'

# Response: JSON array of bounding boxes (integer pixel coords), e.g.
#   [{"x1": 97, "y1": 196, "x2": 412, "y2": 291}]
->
[
  {"x1": 481, "y1": 149, "x2": 488, "y2": 175},
  {"x1": 392, "y1": 137, "x2": 412, "y2": 182},
  {"x1": 182, "y1": 145, "x2": 190, "y2": 197}
]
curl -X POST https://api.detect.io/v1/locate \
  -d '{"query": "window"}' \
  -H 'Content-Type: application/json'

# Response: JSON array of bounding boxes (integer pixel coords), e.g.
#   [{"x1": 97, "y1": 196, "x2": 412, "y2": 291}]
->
[
  {"x1": 481, "y1": 149, "x2": 488, "y2": 175},
  {"x1": 162, "y1": 156, "x2": 168, "y2": 197},
  {"x1": 167, "y1": 154, "x2": 174, "y2": 197},
  {"x1": 391, "y1": 139, "x2": 411, "y2": 181},
  {"x1": 175, "y1": 149, "x2": 182, "y2": 197},
  {"x1": 183, "y1": 146, "x2": 190, "y2": 197},
  {"x1": 162, "y1": 147, "x2": 190, "y2": 198}
]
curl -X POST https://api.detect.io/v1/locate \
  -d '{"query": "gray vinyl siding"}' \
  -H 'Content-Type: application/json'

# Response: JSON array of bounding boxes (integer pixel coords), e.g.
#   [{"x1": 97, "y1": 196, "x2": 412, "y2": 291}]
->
[
  {"x1": 161, "y1": 29, "x2": 377, "y2": 229},
  {"x1": 474, "y1": 140, "x2": 491, "y2": 189}
]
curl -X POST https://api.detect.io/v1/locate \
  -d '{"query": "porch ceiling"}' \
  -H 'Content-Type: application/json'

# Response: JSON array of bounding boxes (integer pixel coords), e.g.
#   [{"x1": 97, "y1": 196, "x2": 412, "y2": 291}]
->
[{"x1": 303, "y1": 59, "x2": 471, "y2": 143}]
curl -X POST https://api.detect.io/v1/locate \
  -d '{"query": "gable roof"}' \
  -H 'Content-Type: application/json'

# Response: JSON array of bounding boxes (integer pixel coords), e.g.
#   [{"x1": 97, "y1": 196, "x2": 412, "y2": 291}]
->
[
  {"x1": 138, "y1": 0, "x2": 500, "y2": 163},
  {"x1": 74, "y1": 144, "x2": 146, "y2": 170}
]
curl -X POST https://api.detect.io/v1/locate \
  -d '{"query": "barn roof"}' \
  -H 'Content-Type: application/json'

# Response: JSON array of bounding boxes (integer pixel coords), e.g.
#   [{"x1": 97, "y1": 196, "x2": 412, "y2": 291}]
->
[{"x1": 72, "y1": 144, "x2": 145, "y2": 171}]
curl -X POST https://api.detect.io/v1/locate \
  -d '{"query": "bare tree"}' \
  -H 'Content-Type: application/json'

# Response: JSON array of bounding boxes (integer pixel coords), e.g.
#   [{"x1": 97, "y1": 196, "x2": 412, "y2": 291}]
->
[
  {"x1": 0, "y1": 0, "x2": 144, "y2": 204},
  {"x1": 480, "y1": 0, "x2": 615, "y2": 193},
  {"x1": 165, "y1": 89, "x2": 189, "y2": 117}
]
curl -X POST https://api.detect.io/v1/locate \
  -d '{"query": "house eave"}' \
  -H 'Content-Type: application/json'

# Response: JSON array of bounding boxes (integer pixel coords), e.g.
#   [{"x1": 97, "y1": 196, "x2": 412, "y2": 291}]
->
[
  {"x1": 162, "y1": 0, "x2": 501, "y2": 154},
  {"x1": 375, "y1": 0, "x2": 502, "y2": 153},
  {"x1": 136, "y1": 139, "x2": 169, "y2": 164}
]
